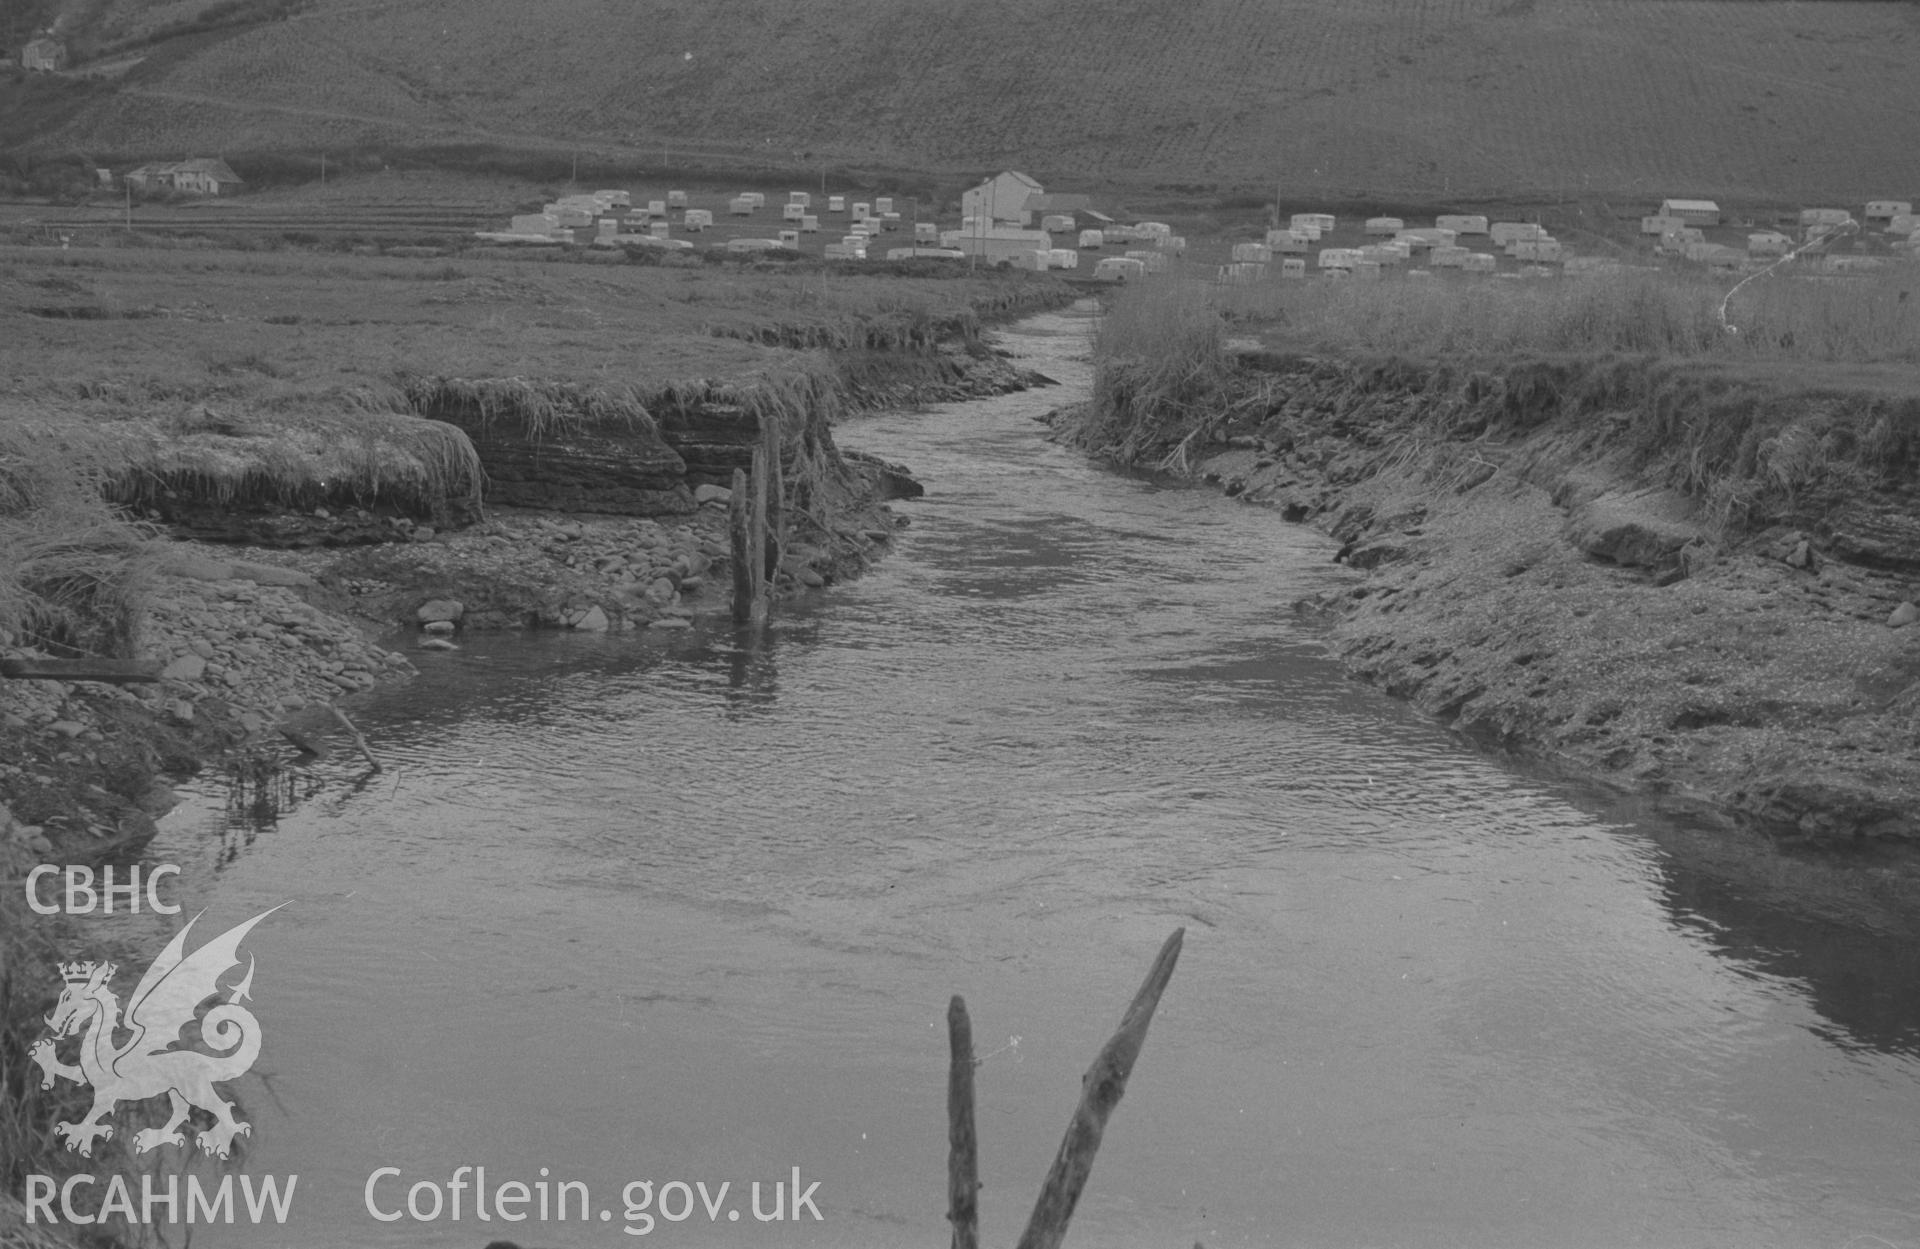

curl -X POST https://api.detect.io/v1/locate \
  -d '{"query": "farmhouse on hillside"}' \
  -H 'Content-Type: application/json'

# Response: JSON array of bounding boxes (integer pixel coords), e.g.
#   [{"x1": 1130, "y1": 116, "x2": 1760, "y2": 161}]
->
[
  {"x1": 1659, "y1": 198, "x2": 1721, "y2": 226},
  {"x1": 126, "y1": 158, "x2": 245, "y2": 196},
  {"x1": 21, "y1": 37, "x2": 66, "y2": 71},
  {"x1": 962, "y1": 171, "x2": 1044, "y2": 226}
]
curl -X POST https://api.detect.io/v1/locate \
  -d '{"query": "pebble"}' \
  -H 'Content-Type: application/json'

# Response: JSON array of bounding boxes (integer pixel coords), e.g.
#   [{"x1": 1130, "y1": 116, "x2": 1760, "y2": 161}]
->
[
  {"x1": 160, "y1": 653, "x2": 206, "y2": 682},
  {"x1": 418, "y1": 637, "x2": 459, "y2": 651},
  {"x1": 1890, "y1": 601, "x2": 1918, "y2": 628}
]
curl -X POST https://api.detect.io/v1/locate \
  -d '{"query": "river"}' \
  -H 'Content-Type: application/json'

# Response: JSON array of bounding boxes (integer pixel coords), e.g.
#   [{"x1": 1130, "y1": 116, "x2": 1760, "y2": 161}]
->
[{"x1": 114, "y1": 304, "x2": 1920, "y2": 1248}]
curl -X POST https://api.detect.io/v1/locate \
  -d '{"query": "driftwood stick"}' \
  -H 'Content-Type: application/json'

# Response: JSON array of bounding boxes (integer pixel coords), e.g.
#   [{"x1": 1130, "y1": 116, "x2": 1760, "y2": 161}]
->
[
  {"x1": 0, "y1": 657, "x2": 161, "y2": 684},
  {"x1": 729, "y1": 467, "x2": 753, "y2": 625},
  {"x1": 948, "y1": 995, "x2": 980, "y2": 1249},
  {"x1": 328, "y1": 705, "x2": 382, "y2": 773},
  {"x1": 1014, "y1": 927, "x2": 1186, "y2": 1249}
]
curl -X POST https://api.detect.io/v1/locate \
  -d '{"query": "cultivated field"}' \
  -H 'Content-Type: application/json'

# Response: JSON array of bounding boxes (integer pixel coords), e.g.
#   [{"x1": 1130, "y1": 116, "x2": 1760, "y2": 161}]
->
[{"x1": 18, "y1": 0, "x2": 1920, "y2": 203}]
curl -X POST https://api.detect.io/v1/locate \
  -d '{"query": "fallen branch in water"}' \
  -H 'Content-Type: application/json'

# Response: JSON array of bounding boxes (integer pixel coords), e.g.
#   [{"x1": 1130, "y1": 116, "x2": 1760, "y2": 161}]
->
[{"x1": 329, "y1": 705, "x2": 381, "y2": 773}]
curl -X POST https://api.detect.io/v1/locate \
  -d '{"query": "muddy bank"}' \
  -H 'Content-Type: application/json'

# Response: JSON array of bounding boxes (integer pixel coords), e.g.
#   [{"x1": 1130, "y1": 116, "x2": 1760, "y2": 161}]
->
[{"x1": 1050, "y1": 350, "x2": 1920, "y2": 847}]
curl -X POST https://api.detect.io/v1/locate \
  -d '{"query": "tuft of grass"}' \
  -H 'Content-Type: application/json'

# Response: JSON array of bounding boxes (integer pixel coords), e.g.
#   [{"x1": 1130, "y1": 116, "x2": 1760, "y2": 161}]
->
[
  {"x1": 1084, "y1": 277, "x2": 1233, "y2": 467},
  {"x1": 0, "y1": 443, "x2": 156, "y2": 658}
]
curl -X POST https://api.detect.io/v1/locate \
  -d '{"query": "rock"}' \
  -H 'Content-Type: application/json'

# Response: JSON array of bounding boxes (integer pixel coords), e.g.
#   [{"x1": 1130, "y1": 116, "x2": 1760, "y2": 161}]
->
[
  {"x1": 423, "y1": 620, "x2": 456, "y2": 635},
  {"x1": 417, "y1": 637, "x2": 459, "y2": 651},
  {"x1": 694, "y1": 484, "x2": 732, "y2": 505},
  {"x1": 416, "y1": 599, "x2": 465, "y2": 624},
  {"x1": 189, "y1": 638, "x2": 217, "y2": 659},
  {"x1": 646, "y1": 578, "x2": 677, "y2": 604},
  {"x1": 1344, "y1": 541, "x2": 1411, "y2": 571},
  {"x1": 165, "y1": 699, "x2": 195, "y2": 722},
  {"x1": 648, "y1": 618, "x2": 692, "y2": 629},
  {"x1": 227, "y1": 559, "x2": 317, "y2": 588},
  {"x1": 573, "y1": 605, "x2": 610, "y2": 632},
  {"x1": 160, "y1": 654, "x2": 206, "y2": 682},
  {"x1": 1890, "y1": 602, "x2": 1918, "y2": 628},
  {"x1": 1565, "y1": 487, "x2": 1705, "y2": 570},
  {"x1": 1785, "y1": 539, "x2": 1816, "y2": 571},
  {"x1": 47, "y1": 720, "x2": 86, "y2": 738}
]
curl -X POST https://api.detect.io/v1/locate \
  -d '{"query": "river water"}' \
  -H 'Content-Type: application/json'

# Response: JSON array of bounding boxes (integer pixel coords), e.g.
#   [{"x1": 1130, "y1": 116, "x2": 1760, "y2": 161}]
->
[{"x1": 114, "y1": 304, "x2": 1919, "y2": 1248}]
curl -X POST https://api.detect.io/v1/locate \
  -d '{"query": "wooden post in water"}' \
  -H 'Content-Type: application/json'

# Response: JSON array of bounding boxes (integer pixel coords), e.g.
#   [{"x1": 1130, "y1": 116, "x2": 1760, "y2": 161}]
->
[
  {"x1": 748, "y1": 442, "x2": 770, "y2": 622},
  {"x1": 947, "y1": 996, "x2": 980, "y2": 1249},
  {"x1": 1013, "y1": 928, "x2": 1186, "y2": 1249},
  {"x1": 752, "y1": 412, "x2": 775, "y2": 583},
  {"x1": 729, "y1": 467, "x2": 755, "y2": 625}
]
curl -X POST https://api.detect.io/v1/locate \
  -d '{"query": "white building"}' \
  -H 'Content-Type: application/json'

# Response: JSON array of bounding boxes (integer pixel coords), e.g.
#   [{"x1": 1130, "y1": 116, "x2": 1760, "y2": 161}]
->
[
  {"x1": 961, "y1": 172, "x2": 1044, "y2": 227},
  {"x1": 1659, "y1": 199, "x2": 1721, "y2": 226}
]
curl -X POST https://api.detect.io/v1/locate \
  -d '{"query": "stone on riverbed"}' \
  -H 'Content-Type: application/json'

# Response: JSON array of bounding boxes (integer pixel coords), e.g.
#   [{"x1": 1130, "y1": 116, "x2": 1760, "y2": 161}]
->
[{"x1": 416, "y1": 599, "x2": 465, "y2": 624}]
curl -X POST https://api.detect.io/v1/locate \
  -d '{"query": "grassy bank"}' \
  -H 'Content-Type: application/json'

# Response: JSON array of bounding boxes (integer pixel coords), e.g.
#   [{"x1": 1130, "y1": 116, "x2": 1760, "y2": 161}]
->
[{"x1": 1068, "y1": 271, "x2": 1920, "y2": 847}]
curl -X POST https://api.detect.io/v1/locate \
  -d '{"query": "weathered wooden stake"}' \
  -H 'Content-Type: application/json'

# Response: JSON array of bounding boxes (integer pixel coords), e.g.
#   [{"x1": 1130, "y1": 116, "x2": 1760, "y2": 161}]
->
[
  {"x1": 729, "y1": 466, "x2": 754, "y2": 625},
  {"x1": 762, "y1": 413, "x2": 785, "y2": 584},
  {"x1": 749, "y1": 441, "x2": 770, "y2": 618},
  {"x1": 947, "y1": 995, "x2": 980, "y2": 1249},
  {"x1": 1013, "y1": 927, "x2": 1186, "y2": 1249}
]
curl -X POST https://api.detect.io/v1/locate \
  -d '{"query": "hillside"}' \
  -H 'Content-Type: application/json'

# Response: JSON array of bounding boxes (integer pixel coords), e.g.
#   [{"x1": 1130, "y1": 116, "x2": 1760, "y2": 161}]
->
[{"x1": 13, "y1": 0, "x2": 1920, "y2": 202}]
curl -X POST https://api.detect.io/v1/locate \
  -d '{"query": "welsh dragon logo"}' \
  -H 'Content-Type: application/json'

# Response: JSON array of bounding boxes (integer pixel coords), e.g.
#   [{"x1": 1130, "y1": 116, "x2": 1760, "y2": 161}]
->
[{"x1": 29, "y1": 905, "x2": 284, "y2": 1161}]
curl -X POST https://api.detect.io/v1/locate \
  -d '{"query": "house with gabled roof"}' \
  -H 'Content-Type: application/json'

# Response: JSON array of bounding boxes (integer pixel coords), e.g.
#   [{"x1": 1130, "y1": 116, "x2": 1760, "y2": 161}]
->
[
  {"x1": 126, "y1": 158, "x2": 245, "y2": 196},
  {"x1": 962, "y1": 171, "x2": 1044, "y2": 226}
]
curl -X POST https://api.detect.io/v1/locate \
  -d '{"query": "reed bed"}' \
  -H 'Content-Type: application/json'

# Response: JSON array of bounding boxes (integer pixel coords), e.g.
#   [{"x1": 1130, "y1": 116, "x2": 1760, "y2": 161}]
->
[
  {"x1": 1084, "y1": 278, "x2": 1234, "y2": 466},
  {"x1": 1217, "y1": 265, "x2": 1920, "y2": 365}
]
